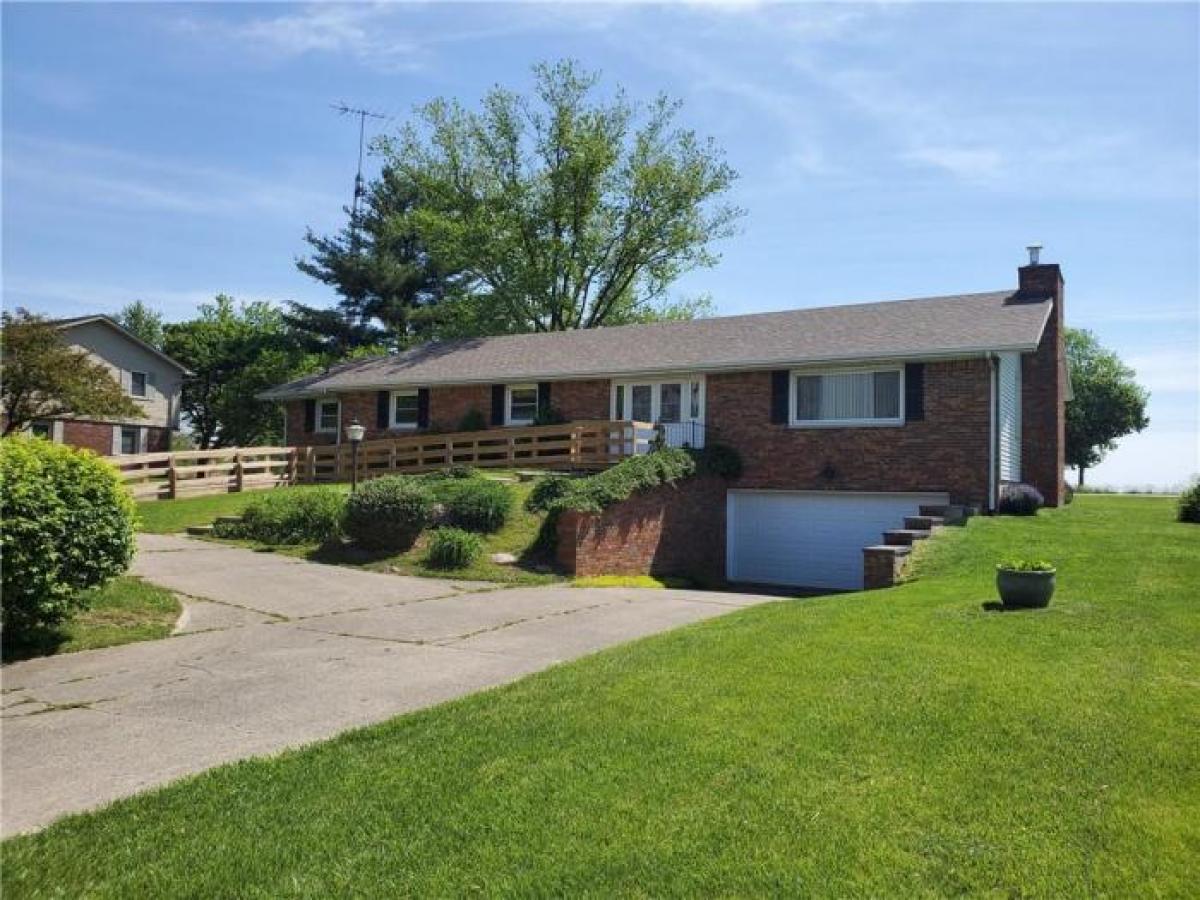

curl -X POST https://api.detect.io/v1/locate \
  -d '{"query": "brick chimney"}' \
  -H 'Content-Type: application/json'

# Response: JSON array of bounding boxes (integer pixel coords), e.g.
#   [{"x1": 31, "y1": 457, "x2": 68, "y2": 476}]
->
[{"x1": 1015, "y1": 245, "x2": 1066, "y2": 506}]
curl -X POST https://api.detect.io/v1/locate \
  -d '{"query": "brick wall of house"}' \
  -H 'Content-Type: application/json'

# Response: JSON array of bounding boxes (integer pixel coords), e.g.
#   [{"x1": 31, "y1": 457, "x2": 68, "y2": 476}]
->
[
  {"x1": 556, "y1": 475, "x2": 727, "y2": 583},
  {"x1": 61, "y1": 420, "x2": 114, "y2": 455},
  {"x1": 1017, "y1": 264, "x2": 1067, "y2": 506},
  {"x1": 285, "y1": 379, "x2": 612, "y2": 446},
  {"x1": 705, "y1": 359, "x2": 994, "y2": 507}
]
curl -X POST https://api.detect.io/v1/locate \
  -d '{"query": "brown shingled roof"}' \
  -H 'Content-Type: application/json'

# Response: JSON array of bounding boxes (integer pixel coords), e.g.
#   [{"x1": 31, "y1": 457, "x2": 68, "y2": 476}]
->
[{"x1": 260, "y1": 289, "x2": 1051, "y2": 400}]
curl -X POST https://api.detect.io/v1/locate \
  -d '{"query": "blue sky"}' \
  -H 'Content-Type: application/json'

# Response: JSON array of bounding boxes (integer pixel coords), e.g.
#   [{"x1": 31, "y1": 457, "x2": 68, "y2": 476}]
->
[{"x1": 4, "y1": 2, "x2": 1197, "y2": 487}]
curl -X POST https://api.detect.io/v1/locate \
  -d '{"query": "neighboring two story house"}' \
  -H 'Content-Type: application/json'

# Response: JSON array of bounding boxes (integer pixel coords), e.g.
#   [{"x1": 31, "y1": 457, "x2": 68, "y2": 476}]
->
[
  {"x1": 263, "y1": 253, "x2": 1068, "y2": 590},
  {"x1": 31, "y1": 315, "x2": 189, "y2": 456}
]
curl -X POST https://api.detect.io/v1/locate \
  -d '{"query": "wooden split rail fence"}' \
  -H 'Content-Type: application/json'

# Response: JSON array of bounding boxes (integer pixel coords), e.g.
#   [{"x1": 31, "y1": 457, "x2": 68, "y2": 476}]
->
[{"x1": 109, "y1": 420, "x2": 655, "y2": 502}]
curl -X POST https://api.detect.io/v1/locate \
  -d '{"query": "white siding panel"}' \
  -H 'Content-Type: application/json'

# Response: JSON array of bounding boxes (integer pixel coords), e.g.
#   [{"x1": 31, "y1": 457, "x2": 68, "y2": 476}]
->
[
  {"x1": 998, "y1": 352, "x2": 1022, "y2": 482},
  {"x1": 727, "y1": 490, "x2": 949, "y2": 590}
]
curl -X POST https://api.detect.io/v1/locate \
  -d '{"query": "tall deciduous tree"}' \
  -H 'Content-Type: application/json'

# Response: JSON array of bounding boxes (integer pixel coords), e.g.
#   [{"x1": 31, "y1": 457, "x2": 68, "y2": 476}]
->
[
  {"x1": 164, "y1": 296, "x2": 319, "y2": 448},
  {"x1": 290, "y1": 167, "x2": 458, "y2": 353},
  {"x1": 1, "y1": 310, "x2": 142, "y2": 435},
  {"x1": 298, "y1": 60, "x2": 739, "y2": 341},
  {"x1": 1065, "y1": 328, "x2": 1150, "y2": 485},
  {"x1": 114, "y1": 301, "x2": 166, "y2": 350}
]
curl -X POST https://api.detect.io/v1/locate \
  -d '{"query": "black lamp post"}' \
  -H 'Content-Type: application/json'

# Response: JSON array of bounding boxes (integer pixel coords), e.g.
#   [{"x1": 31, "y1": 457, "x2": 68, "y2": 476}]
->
[{"x1": 346, "y1": 419, "x2": 366, "y2": 492}]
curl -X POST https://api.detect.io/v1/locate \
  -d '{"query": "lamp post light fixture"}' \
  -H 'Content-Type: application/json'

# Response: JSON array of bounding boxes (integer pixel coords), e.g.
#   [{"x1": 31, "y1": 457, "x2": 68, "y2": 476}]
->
[{"x1": 346, "y1": 419, "x2": 366, "y2": 492}]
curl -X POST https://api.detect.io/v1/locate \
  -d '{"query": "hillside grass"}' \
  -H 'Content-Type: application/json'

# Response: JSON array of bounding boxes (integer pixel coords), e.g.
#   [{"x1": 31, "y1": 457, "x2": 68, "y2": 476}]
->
[{"x1": 7, "y1": 495, "x2": 1197, "y2": 896}]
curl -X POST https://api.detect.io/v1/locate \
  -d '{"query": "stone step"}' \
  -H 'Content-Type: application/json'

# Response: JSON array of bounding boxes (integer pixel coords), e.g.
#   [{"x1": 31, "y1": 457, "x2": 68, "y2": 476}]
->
[
  {"x1": 919, "y1": 504, "x2": 968, "y2": 524},
  {"x1": 186, "y1": 525, "x2": 213, "y2": 536},
  {"x1": 863, "y1": 543, "x2": 912, "y2": 557},
  {"x1": 904, "y1": 515, "x2": 944, "y2": 530},
  {"x1": 883, "y1": 528, "x2": 933, "y2": 546}
]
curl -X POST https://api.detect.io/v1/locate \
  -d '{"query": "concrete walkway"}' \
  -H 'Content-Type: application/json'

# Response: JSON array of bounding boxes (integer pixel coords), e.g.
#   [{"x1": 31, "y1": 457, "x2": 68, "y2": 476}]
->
[{"x1": 1, "y1": 535, "x2": 774, "y2": 837}]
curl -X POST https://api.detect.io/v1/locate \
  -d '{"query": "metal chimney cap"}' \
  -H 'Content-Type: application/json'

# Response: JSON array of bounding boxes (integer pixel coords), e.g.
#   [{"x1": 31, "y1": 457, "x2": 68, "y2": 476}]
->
[{"x1": 1026, "y1": 243, "x2": 1043, "y2": 265}]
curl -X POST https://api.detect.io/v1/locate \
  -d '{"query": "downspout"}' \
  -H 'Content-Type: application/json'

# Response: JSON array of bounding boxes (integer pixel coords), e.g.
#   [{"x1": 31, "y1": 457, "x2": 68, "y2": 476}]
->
[{"x1": 987, "y1": 354, "x2": 999, "y2": 513}]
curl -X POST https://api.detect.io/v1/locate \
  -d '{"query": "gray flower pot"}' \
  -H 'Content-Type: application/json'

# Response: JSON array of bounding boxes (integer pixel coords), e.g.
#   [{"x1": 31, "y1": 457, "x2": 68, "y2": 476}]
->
[{"x1": 996, "y1": 568, "x2": 1056, "y2": 609}]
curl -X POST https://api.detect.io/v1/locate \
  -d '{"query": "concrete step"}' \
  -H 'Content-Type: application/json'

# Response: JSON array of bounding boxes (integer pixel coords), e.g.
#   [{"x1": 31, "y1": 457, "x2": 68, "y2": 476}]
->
[
  {"x1": 863, "y1": 543, "x2": 912, "y2": 557},
  {"x1": 904, "y1": 515, "x2": 944, "y2": 530},
  {"x1": 919, "y1": 503, "x2": 968, "y2": 524},
  {"x1": 186, "y1": 525, "x2": 214, "y2": 536},
  {"x1": 883, "y1": 529, "x2": 933, "y2": 546}
]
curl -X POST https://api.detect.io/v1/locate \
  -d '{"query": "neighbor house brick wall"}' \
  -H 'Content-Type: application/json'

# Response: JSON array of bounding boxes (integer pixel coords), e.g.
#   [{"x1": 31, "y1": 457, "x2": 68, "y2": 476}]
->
[
  {"x1": 556, "y1": 475, "x2": 727, "y2": 583},
  {"x1": 705, "y1": 359, "x2": 993, "y2": 507},
  {"x1": 61, "y1": 420, "x2": 114, "y2": 455},
  {"x1": 1017, "y1": 264, "x2": 1067, "y2": 507}
]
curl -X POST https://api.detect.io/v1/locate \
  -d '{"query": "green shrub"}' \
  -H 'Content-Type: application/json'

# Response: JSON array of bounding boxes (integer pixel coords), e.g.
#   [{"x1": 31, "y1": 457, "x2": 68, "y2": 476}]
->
[
  {"x1": 216, "y1": 488, "x2": 345, "y2": 545},
  {"x1": 550, "y1": 448, "x2": 696, "y2": 514},
  {"x1": 525, "y1": 473, "x2": 573, "y2": 513},
  {"x1": 1, "y1": 437, "x2": 136, "y2": 638},
  {"x1": 424, "y1": 527, "x2": 484, "y2": 569},
  {"x1": 457, "y1": 409, "x2": 487, "y2": 432},
  {"x1": 998, "y1": 483, "x2": 1044, "y2": 516},
  {"x1": 691, "y1": 443, "x2": 742, "y2": 479},
  {"x1": 1178, "y1": 479, "x2": 1200, "y2": 524},
  {"x1": 344, "y1": 475, "x2": 434, "y2": 550},
  {"x1": 434, "y1": 478, "x2": 512, "y2": 533}
]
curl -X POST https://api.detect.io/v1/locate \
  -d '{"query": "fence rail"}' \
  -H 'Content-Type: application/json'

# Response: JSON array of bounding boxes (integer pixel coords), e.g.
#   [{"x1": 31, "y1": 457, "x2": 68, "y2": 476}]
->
[{"x1": 107, "y1": 421, "x2": 654, "y2": 502}]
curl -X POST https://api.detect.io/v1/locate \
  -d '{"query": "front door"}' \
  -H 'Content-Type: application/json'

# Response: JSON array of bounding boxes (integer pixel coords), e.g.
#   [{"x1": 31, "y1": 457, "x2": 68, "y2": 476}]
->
[{"x1": 614, "y1": 379, "x2": 704, "y2": 449}]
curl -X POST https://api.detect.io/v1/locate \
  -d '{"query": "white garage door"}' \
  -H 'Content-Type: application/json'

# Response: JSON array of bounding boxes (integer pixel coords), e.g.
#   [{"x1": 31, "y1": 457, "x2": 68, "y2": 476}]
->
[{"x1": 726, "y1": 490, "x2": 950, "y2": 590}]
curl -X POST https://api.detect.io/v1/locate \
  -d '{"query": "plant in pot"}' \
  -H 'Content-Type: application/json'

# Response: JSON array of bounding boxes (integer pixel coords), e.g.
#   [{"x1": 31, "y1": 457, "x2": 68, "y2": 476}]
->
[{"x1": 995, "y1": 558, "x2": 1057, "y2": 609}]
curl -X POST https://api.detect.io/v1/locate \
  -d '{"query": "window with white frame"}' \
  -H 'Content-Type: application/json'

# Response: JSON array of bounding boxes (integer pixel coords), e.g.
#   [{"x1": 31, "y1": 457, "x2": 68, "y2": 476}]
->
[
  {"x1": 120, "y1": 426, "x2": 139, "y2": 455},
  {"x1": 507, "y1": 384, "x2": 539, "y2": 425},
  {"x1": 791, "y1": 367, "x2": 903, "y2": 426},
  {"x1": 392, "y1": 390, "x2": 420, "y2": 428},
  {"x1": 612, "y1": 378, "x2": 704, "y2": 425},
  {"x1": 317, "y1": 399, "x2": 340, "y2": 432},
  {"x1": 130, "y1": 371, "x2": 148, "y2": 398}
]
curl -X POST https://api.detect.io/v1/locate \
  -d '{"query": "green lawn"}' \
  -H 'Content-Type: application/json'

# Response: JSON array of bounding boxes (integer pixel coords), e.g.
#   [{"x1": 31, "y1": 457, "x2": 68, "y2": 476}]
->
[
  {"x1": 7, "y1": 495, "x2": 1197, "y2": 896},
  {"x1": 136, "y1": 484, "x2": 351, "y2": 534},
  {"x1": 2, "y1": 577, "x2": 180, "y2": 663}
]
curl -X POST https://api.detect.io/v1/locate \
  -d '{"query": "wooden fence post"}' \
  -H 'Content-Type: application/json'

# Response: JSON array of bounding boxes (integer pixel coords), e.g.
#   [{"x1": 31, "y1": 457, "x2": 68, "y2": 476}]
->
[
  {"x1": 233, "y1": 451, "x2": 244, "y2": 492},
  {"x1": 167, "y1": 454, "x2": 177, "y2": 500}
]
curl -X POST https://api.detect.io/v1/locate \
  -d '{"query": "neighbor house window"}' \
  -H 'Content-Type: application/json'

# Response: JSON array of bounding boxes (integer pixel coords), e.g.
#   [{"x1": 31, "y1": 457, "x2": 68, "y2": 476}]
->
[
  {"x1": 392, "y1": 390, "x2": 419, "y2": 429},
  {"x1": 130, "y1": 371, "x2": 148, "y2": 398},
  {"x1": 30, "y1": 419, "x2": 53, "y2": 440},
  {"x1": 317, "y1": 400, "x2": 340, "y2": 432},
  {"x1": 791, "y1": 367, "x2": 903, "y2": 426},
  {"x1": 120, "y1": 426, "x2": 139, "y2": 455},
  {"x1": 507, "y1": 384, "x2": 538, "y2": 425}
]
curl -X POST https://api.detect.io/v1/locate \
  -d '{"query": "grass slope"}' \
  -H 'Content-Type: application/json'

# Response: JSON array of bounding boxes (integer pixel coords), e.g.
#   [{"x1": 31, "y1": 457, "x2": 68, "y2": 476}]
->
[
  {"x1": 136, "y1": 485, "x2": 350, "y2": 534},
  {"x1": 2, "y1": 577, "x2": 180, "y2": 662},
  {"x1": 5, "y1": 496, "x2": 1197, "y2": 896}
]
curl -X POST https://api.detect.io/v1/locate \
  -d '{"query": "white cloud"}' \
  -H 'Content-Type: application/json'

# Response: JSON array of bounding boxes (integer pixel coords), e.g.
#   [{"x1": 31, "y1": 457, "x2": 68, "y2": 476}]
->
[{"x1": 5, "y1": 135, "x2": 343, "y2": 220}]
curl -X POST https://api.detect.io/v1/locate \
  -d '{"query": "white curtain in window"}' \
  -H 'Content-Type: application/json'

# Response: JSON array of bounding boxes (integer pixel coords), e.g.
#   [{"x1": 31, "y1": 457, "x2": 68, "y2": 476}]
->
[{"x1": 798, "y1": 370, "x2": 900, "y2": 421}]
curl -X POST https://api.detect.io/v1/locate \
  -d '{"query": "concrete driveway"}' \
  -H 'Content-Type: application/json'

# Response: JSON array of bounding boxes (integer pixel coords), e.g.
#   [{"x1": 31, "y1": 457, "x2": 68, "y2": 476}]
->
[{"x1": 2, "y1": 535, "x2": 774, "y2": 837}]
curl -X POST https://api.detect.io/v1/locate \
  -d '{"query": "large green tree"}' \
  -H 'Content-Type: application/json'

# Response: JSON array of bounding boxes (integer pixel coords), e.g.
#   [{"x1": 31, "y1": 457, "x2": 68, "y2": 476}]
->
[
  {"x1": 290, "y1": 167, "x2": 457, "y2": 353},
  {"x1": 1, "y1": 309, "x2": 142, "y2": 436},
  {"x1": 1065, "y1": 328, "x2": 1150, "y2": 485},
  {"x1": 114, "y1": 301, "x2": 165, "y2": 350},
  {"x1": 300, "y1": 60, "x2": 739, "y2": 341},
  {"x1": 164, "y1": 296, "x2": 319, "y2": 448}
]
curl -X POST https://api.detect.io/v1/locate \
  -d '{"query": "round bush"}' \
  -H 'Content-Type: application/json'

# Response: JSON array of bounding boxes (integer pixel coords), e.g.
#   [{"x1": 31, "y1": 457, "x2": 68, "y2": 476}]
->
[
  {"x1": 344, "y1": 475, "x2": 434, "y2": 550},
  {"x1": 1, "y1": 437, "x2": 136, "y2": 637},
  {"x1": 998, "y1": 482, "x2": 1044, "y2": 516},
  {"x1": 217, "y1": 487, "x2": 345, "y2": 545},
  {"x1": 424, "y1": 527, "x2": 484, "y2": 570},
  {"x1": 1178, "y1": 479, "x2": 1200, "y2": 524},
  {"x1": 437, "y1": 478, "x2": 512, "y2": 533}
]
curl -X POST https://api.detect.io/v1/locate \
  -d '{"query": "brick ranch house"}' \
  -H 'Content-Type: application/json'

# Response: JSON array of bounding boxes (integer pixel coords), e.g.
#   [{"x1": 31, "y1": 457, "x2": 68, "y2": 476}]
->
[
  {"x1": 14, "y1": 315, "x2": 188, "y2": 456},
  {"x1": 263, "y1": 254, "x2": 1068, "y2": 590}
]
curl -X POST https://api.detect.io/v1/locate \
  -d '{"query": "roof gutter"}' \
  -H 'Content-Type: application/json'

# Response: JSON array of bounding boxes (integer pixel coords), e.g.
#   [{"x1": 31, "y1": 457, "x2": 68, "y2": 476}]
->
[{"x1": 257, "y1": 343, "x2": 1043, "y2": 402}]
